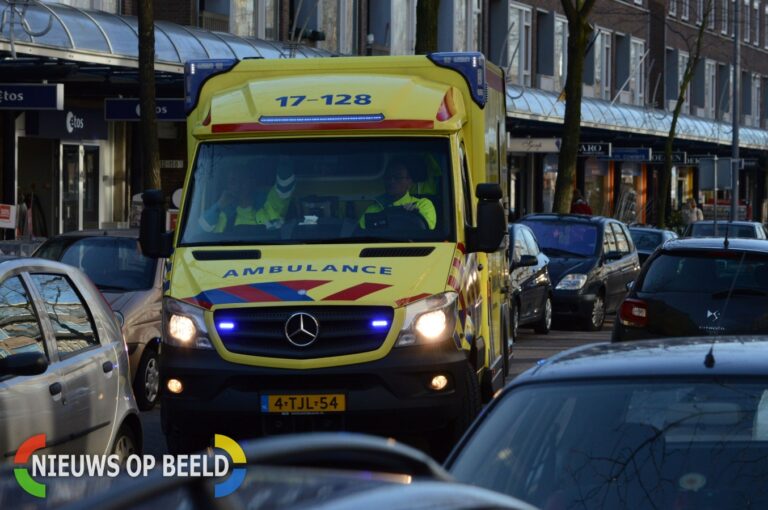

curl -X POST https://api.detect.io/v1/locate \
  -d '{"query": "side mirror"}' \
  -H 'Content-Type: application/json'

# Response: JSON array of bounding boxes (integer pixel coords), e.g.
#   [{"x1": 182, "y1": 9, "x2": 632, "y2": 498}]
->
[
  {"x1": 0, "y1": 351, "x2": 47, "y2": 377},
  {"x1": 466, "y1": 184, "x2": 505, "y2": 254},
  {"x1": 139, "y1": 189, "x2": 173, "y2": 259},
  {"x1": 513, "y1": 254, "x2": 538, "y2": 268}
]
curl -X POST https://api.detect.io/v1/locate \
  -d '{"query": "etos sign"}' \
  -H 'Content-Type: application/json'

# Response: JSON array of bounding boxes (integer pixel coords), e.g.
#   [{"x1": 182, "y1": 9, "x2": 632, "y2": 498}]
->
[{"x1": 0, "y1": 84, "x2": 64, "y2": 110}]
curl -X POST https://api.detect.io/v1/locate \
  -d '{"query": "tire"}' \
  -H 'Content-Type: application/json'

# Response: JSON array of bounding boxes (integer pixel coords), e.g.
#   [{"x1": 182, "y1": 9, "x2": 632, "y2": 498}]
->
[
  {"x1": 533, "y1": 295, "x2": 552, "y2": 334},
  {"x1": 133, "y1": 346, "x2": 160, "y2": 411},
  {"x1": 584, "y1": 292, "x2": 606, "y2": 331},
  {"x1": 111, "y1": 423, "x2": 139, "y2": 465},
  {"x1": 428, "y1": 361, "x2": 481, "y2": 462}
]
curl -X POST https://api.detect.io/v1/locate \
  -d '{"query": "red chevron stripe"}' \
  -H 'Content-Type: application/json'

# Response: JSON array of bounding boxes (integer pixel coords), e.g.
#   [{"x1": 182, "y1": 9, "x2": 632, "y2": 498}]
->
[
  {"x1": 223, "y1": 285, "x2": 280, "y2": 302},
  {"x1": 395, "y1": 293, "x2": 431, "y2": 307},
  {"x1": 279, "y1": 280, "x2": 331, "y2": 291},
  {"x1": 323, "y1": 282, "x2": 391, "y2": 301}
]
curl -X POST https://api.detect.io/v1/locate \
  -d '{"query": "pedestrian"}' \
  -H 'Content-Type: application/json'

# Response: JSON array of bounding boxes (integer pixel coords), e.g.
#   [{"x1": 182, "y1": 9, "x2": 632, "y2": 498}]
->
[
  {"x1": 570, "y1": 189, "x2": 593, "y2": 215},
  {"x1": 682, "y1": 198, "x2": 703, "y2": 225}
]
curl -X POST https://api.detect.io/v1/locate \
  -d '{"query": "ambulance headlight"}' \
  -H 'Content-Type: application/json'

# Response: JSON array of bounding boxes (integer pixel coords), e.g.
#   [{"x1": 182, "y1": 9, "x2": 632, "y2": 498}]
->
[
  {"x1": 163, "y1": 297, "x2": 213, "y2": 350},
  {"x1": 395, "y1": 292, "x2": 458, "y2": 347}
]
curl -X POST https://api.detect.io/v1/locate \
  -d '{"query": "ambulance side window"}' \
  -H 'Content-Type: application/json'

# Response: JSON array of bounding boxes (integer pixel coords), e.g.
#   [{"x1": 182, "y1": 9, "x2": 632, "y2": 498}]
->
[{"x1": 459, "y1": 143, "x2": 473, "y2": 225}]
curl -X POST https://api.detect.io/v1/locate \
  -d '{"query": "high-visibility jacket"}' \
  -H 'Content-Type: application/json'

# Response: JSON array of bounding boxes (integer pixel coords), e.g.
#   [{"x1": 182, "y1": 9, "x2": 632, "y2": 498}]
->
[{"x1": 359, "y1": 192, "x2": 436, "y2": 230}]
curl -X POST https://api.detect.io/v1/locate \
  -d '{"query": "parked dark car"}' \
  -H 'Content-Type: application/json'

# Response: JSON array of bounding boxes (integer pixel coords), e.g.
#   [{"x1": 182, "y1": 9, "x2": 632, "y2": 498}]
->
[
  {"x1": 521, "y1": 214, "x2": 640, "y2": 330},
  {"x1": 613, "y1": 237, "x2": 768, "y2": 341},
  {"x1": 508, "y1": 223, "x2": 552, "y2": 338},
  {"x1": 445, "y1": 336, "x2": 768, "y2": 510},
  {"x1": 683, "y1": 220, "x2": 768, "y2": 239},
  {"x1": 628, "y1": 226, "x2": 678, "y2": 264}
]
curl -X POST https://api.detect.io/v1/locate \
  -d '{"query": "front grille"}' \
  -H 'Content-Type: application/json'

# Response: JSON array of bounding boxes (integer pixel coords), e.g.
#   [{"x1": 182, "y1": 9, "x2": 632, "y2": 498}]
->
[
  {"x1": 213, "y1": 306, "x2": 394, "y2": 359},
  {"x1": 359, "y1": 247, "x2": 435, "y2": 257}
]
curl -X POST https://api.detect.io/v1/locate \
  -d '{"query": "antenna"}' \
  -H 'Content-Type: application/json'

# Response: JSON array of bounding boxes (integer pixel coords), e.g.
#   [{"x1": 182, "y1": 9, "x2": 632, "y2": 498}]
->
[{"x1": 723, "y1": 221, "x2": 730, "y2": 248}]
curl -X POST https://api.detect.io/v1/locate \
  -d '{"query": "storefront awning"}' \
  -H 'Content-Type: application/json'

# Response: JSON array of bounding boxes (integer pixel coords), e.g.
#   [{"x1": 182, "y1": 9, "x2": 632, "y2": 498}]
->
[
  {"x1": 507, "y1": 84, "x2": 768, "y2": 151},
  {"x1": 0, "y1": 1, "x2": 327, "y2": 74}
]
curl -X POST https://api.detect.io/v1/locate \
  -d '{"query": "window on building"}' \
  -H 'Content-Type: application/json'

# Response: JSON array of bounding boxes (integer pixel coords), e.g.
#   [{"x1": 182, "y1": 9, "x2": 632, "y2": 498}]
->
[
  {"x1": 594, "y1": 29, "x2": 612, "y2": 100},
  {"x1": 671, "y1": 0, "x2": 678, "y2": 15},
  {"x1": 707, "y1": 0, "x2": 716, "y2": 27},
  {"x1": 745, "y1": 0, "x2": 751, "y2": 42},
  {"x1": 255, "y1": 0, "x2": 279, "y2": 39},
  {"x1": 722, "y1": 0, "x2": 730, "y2": 33},
  {"x1": 682, "y1": 0, "x2": 690, "y2": 19},
  {"x1": 697, "y1": 0, "x2": 704, "y2": 23},
  {"x1": 507, "y1": 3, "x2": 532, "y2": 86},
  {"x1": 630, "y1": 38, "x2": 646, "y2": 106},
  {"x1": 705, "y1": 60, "x2": 717, "y2": 118},
  {"x1": 754, "y1": 1, "x2": 760, "y2": 46},
  {"x1": 765, "y1": 5, "x2": 768, "y2": 47},
  {"x1": 679, "y1": 51, "x2": 691, "y2": 114},
  {"x1": 732, "y1": 0, "x2": 737, "y2": 35},
  {"x1": 554, "y1": 16, "x2": 568, "y2": 90},
  {"x1": 753, "y1": 74, "x2": 762, "y2": 127}
]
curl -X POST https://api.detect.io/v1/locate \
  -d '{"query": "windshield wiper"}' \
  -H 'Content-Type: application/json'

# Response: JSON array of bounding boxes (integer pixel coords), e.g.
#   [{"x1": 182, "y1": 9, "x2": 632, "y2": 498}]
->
[
  {"x1": 712, "y1": 288, "x2": 767, "y2": 298},
  {"x1": 96, "y1": 284, "x2": 130, "y2": 292},
  {"x1": 542, "y1": 247, "x2": 585, "y2": 258},
  {"x1": 312, "y1": 236, "x2": 407, "y2": 244}
]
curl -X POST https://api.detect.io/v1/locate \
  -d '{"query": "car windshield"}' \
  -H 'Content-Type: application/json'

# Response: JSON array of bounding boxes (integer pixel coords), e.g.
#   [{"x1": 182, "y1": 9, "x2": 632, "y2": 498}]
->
[
  {"x1": 690, "y1": 223, "x2": 756, "y2": 238},
  {"x1": 630, "y1": 230, "x2": 663, "y2": 251},
  {"x1": 639, "y1": 250, "x2": 768, "y2": 294},
  {"x1": 36, "y1": 237, "x2": 156, "y2": 292},
  {"x1": 523, "y1": 221, "x2": 598, "y2": 257},
  {"x1": 178, "y1": 138, "x2": 454, "y2": 246},
  {"x1": 449, "y1": 379, "x2": 768, "y2": 509}
]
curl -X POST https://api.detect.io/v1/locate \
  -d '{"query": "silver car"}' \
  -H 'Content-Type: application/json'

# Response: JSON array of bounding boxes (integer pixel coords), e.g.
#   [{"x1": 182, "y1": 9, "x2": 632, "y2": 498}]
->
[
  {"x1": 0, "y1": 258, "x2": 141, "y2": 460},
  {"x1": 34, "y1": 230, "x2": 163, "y2": 410}
]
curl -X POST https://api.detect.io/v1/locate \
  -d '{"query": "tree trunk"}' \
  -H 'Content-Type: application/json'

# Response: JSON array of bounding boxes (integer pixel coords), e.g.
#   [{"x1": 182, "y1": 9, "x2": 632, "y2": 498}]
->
[
  {"x1": 415, "y1": 0, "x2": 440, "y2": 54},
  {"x1": 138, "y1": 0, "x2": 161, "y2": 191},
  {"x1": 552, "y1": 17, "x2": 590, "y2": 213}
]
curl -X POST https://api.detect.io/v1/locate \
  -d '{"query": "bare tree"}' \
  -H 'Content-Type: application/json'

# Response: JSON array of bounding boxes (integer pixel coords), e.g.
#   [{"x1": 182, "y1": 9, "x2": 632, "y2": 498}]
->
[
  {"x1": 415, "y1": 0, "x2": 440, "y2": 54},
  {"x1": 656, "y1": 0, "x2": 712, "y2": 227},
  {"x1": 552, "y1": 0, "x2": 597, "y2": 214},
  {"x1": 138, "y1": 0, "x2": 161, "y2": 190}
]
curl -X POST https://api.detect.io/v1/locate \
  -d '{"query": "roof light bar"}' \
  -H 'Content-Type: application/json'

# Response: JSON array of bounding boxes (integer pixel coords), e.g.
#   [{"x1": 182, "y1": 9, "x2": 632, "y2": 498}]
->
[
  {"x1": 427, "y1": 52, "x2": 487, "y2": 108},
  {"x1": 259, "y1": 113, "x2": 385, "y2": 124},
  {"x1": 185, "y1": 59, "x2": 238, "y2": 114}
]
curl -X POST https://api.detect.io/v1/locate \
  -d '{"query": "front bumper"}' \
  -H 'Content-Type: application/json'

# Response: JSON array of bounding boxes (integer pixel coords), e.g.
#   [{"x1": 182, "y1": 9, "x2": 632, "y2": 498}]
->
[
  {"x1": 159, "y1": 343, "x2": 472, "y2": 439},
  {"x1": 551, "y1": 289, "x2": 597, "y2": 319}
]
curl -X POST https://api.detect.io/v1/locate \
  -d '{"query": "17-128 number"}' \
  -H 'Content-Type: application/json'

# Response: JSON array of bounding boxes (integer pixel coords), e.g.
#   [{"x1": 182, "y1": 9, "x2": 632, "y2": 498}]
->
[{"x1": 275, "y1": 94, "x2": 372, "y2": 107}]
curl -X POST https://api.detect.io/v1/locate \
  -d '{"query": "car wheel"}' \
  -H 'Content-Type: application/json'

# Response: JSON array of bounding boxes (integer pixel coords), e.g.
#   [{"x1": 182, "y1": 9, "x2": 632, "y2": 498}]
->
[
  {"x1": 428, "y1": 361, "x2": 481, "y2": 462},
  {"x1": 134, "y1": 346, "x2": 160, "y2": 411},
  {"x1": 111, "y1": 424, "x2": 138, "y2": 465},
  {"x1": 533, "y1": 295, "x2": 552, "y2": 334},
  {"x1": 585, "y1": 293, "x2": 606, "y2": 331}
]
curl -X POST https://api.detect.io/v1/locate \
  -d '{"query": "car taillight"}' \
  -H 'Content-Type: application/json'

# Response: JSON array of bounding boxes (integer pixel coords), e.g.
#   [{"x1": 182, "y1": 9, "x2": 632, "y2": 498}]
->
[{"x1": 619, "y1": 298, "x2": 648, "y2": 328}]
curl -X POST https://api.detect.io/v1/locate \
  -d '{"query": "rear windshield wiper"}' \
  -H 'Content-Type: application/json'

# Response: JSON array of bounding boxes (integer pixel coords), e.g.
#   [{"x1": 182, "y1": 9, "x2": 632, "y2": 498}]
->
[
  {"x1": 712, "y1": 288, "x2": 767, "y2": 298},
  {"x1": 542, "y1": 247, "x2": 585, "y2": 258}
]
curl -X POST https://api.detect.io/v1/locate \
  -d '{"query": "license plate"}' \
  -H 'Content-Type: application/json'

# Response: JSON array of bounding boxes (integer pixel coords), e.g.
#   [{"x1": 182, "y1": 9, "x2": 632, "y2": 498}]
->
[{"x1": 260, "y1": 394, "x2": 346, "y2": 413}]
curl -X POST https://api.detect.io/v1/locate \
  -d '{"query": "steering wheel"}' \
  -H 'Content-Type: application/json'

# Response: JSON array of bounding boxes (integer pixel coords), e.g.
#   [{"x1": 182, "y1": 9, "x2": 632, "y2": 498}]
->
[{"x1": 366, "y1": 206, "x2": 429, "y2": 231}]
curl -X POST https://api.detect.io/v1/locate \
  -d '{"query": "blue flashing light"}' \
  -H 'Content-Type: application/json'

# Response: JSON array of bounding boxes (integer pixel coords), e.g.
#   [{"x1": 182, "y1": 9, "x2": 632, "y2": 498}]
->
[
  {"x1": 371, "y1": 320, "x2": 389, "y2": 328},
  {"x1": 259, "y1": 113, "x2": 385, "y2": 124},
  {"x1": 218, "y1": 321, "x2": 235, "y2": 331},
  {"x1": 427, "y1": 52, "x2": 487, "y2": 107},
  {"x1": 184, "y1": 59, "x2": 238, "y2": 114}
]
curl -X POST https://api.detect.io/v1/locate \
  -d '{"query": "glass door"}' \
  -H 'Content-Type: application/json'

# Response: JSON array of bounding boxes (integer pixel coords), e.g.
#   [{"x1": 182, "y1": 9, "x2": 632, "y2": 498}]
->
[
  {"x1": 61, "y1": 144, "x2": 81, "y2": 233},
  {"x1": 83, "y1": 146, "x2": 100, "y2": 229}
]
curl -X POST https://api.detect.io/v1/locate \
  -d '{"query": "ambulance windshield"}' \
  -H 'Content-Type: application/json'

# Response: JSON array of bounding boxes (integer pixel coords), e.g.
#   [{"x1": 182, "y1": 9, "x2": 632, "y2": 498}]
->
[{"x1": 178, "y1": 138, "x2": 454, "y2": 246}]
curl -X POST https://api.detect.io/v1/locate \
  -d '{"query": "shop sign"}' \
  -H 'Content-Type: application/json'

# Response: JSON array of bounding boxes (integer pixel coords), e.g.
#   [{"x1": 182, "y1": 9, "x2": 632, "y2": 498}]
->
[
  {"x1": 0, "y1": 204, "x2": 16, "y2": 229},
  {"x1": 36, "y1": 109, "x2": 108, "y2": 140},
  {"x1": 742, "y1": 158, "x2": 760, "y2": 170},
  {"x1": 509, "y1": 138, "x2": 562, "y2": 153},
  {"x1": 578, "y1": 143, "x2": 611, "y2": 157},
  {"x1": 651, "y1": 151, "x2": 687, "y2": 164},
  {"x1": 104, "y1": 98, "x2": 186, "y2": 122},
  {"x1": 0, "y1": 84, "x2": 64, "y2": 110},
  {"x1": 609, "y1": 147, "x2": 652, "y2": 161},
  {"x1": 686, "y1": 154, "x2": 713, "y2": 165}
]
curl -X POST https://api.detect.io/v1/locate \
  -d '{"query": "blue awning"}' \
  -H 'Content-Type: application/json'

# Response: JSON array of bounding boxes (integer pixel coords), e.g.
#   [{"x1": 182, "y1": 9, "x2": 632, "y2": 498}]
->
[
  {"x1": 507, "y1": 84, "x2": 768, "y2": 151},
  {"x1": 0, "y1": 1, "x2": 328, "y2": 73}
]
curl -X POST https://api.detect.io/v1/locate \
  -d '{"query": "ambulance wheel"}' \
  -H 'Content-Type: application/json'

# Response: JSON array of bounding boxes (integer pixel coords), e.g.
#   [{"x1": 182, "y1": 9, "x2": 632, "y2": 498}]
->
[{"x1": 428, "y1": 361, "x2": 481, "y2": 461}]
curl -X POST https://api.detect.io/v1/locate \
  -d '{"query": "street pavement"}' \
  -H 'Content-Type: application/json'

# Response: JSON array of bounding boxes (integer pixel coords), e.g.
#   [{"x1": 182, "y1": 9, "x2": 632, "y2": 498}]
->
[{"x1": 140, "y1": 319, "x2": 612, "y2": 458}]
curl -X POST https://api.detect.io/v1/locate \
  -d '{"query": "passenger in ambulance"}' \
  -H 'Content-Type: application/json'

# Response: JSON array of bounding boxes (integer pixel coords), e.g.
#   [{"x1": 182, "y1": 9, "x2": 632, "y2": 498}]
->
[
  {"x1": 359, "y1": 156, "x2": 437, "y2": 230},
  {"x1": 199, "y1": 161, "x2": 296, "y2": 233}
]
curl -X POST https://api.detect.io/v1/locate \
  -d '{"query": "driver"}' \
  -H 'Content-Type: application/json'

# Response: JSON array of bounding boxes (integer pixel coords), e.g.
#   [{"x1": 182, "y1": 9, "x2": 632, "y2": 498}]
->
[{"x1": 359, "y1": 157, "x2": 436, "y2": 230}]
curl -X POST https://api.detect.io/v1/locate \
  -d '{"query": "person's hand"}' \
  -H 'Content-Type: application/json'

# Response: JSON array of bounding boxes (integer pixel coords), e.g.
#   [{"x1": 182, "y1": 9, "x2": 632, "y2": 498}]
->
[{"x1": 401, "y1": 202, "x2": 418, "y2": 212}]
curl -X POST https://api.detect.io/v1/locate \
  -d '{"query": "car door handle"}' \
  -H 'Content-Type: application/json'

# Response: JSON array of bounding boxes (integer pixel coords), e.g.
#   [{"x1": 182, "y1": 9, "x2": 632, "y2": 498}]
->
[
  {"x1": 49, "y1": 382, "x2": 62, "y2": 396},
  {"x1": 102, "y1": 361, "x2": 113, "y2": 374}
]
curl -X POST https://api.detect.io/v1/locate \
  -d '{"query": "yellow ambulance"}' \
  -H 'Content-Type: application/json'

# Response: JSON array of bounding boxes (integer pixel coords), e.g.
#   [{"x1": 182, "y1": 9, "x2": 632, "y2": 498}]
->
[{"x1": 140, "y1": 52, "x2": 510, "y2": 456}]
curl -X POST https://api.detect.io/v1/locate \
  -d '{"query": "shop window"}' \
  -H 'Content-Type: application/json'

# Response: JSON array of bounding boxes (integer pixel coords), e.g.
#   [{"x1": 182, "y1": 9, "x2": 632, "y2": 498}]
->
[
  {"x1": 507, "y1": 3, "x2": 532, "y2": 86},
  {"x1": 542, "y1": 154, "x2": 558, "y2": 213},
  {"x1": 617, "y1": 163, "x2": 643, "y2": 224},
  {"x1": 584, "y1": 158, "x2": 610, "y2": 217}
]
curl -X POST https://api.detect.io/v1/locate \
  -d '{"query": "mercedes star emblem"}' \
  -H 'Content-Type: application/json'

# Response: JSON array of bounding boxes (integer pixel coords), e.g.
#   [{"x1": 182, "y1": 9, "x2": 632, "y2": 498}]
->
[{"x1": 284, "y1": 312, "x2": 320, "y2": 347}]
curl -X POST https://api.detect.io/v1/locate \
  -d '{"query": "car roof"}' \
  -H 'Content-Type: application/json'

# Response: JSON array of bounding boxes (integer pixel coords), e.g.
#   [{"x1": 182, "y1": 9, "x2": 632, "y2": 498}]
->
[
  {"x1": 520, "y1": 213, "x2": 613, "y2": 225},
  {"x1": 46, "y1": 228, "x2": 140, "y2": 240},
  {"x1": 628, "y1": 226, "x2": 670, "y2": 233},
  {"x1": 661, "y1": 237, "x2": 768, "y2": 251},
  {"x1": 511, "y1": 336, "x2": 768, "y2": 385},
  {"x1": 691, "y1": 220, "x2": 762, "y2": 226}
]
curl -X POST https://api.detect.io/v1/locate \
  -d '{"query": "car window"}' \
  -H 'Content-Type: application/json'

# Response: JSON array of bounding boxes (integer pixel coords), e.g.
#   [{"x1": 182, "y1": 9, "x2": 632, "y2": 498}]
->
[
  {"x1": 521, "y1": 228, "x2": 540, "y2": 256},
  {"x1": 639, "y1": 251, "x2": 768, "y2": 294},
  {"x1": 30, "y1": 274, "x2": 99, "y2": 358},
  {"x1": 522, "y1": 221, "x2": 598, "y2": 257},
  {"x1": 449, "y1": 379, "x2": 768, "y2": 510},
  {"x1": 0, "y1": 276, "x2": 46, "y2": 362},
  {"x1": 611, "y1": 223, "x2": 630, "y2": 254},
  {"x1": 630, "y1": 230, "x2": 663, "y2": 251},
  {"x1": 512, "y1": 229, "x2": 529, "y2": 261},
  {"x1": 603, "y1": 224, "x2": 617, "y2": 253},
  {"x1": 691, "y1": 223, "x2": 758, "y2": 238}
]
